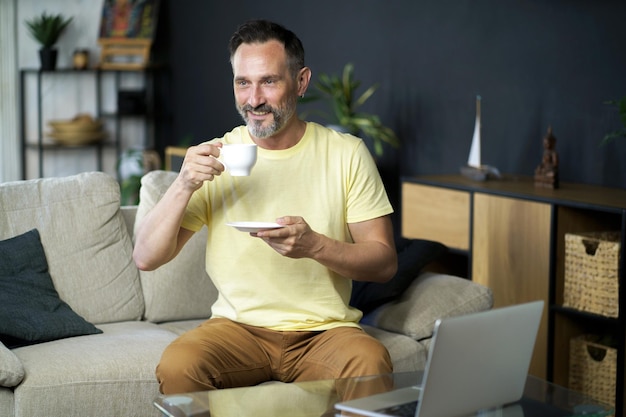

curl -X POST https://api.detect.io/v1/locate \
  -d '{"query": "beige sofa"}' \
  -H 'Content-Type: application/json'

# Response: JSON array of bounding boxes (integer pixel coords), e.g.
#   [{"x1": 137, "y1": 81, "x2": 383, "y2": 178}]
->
[{"x1": 0, "y1": 171, "x2": 492, "y2": 417}]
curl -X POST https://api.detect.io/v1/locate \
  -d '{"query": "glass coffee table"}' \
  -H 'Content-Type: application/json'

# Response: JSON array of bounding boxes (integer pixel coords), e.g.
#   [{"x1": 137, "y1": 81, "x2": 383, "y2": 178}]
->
[{"x1": 154, "y1": 372, "x2": 613, "y2": 417}]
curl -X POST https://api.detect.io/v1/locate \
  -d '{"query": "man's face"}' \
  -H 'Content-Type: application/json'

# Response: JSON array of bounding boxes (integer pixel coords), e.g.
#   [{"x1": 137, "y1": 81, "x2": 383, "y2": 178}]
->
[{"x1": 232, "y1": 40, "x2": 299, "y2": 139}]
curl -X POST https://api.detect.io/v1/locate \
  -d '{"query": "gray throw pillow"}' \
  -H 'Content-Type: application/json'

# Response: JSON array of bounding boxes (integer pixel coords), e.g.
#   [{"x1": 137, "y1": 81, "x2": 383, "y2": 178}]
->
[{"x1": 0, "y1": 229, "x2": 102, "y2": 348}]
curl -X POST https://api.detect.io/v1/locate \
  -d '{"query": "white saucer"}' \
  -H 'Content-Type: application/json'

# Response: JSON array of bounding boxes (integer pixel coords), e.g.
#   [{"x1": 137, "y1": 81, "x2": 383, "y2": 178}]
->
[{"x1": 226, "y1": 221, "x2": 283, "y2": 233}]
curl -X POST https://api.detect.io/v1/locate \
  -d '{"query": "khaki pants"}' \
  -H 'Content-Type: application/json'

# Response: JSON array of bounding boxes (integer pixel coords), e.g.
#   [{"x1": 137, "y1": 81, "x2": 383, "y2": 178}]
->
[{"x1": 156, "y1": 318, "x2": 393, "y2": 395}]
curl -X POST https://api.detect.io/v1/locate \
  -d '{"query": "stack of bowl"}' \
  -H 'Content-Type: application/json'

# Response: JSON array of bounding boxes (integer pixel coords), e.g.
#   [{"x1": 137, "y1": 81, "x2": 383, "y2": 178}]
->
[{"x1": 47, "y1": 114, "x2": 106, "y2": 146}]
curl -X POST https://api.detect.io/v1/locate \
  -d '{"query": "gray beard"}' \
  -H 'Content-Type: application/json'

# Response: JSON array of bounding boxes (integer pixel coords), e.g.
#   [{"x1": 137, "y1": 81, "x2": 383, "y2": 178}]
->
[
  {"x1": 239, "y1": 96, "x2": 297, "y2": 139},
  {"x1": 247, "y1": 118, "x2": 279, "y2": 139}
]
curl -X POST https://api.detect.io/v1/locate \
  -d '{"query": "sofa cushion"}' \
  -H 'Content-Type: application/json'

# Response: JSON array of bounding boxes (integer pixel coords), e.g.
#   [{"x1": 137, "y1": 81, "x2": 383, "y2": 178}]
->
[
  {"x1": 12, "y1": 321, "x2": 178, "y2": 417},
  {"x1": 158, "y1": 319, "x2": 206, "y2": 336},
  {"x1": 0, "y1": 229, "x2": 102, "y2": 348},
  {"x1": 137, "y1": 170, "x2": 217, "y2": 322},
  {"x1": 0, "y1": 341, "x2": 24, "y2": 387},
  {"x1": 350, "y1": 238, "x2": 447, "y2": 314},
  {"x1": 362, "y1": 272, "x2": 493, "y2": 340},
  {"x1": 362, "y1": 325, "x2": 427, "y2": 372},
  {"x1": 0, "y1": 172, "x2": 144, "y2": 324}
]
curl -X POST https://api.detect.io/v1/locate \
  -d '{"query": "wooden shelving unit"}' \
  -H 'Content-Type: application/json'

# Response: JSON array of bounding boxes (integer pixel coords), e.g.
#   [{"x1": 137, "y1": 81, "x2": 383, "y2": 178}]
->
[{"x1": 401, "y1": 174, "x2": 626, "y2": 415}]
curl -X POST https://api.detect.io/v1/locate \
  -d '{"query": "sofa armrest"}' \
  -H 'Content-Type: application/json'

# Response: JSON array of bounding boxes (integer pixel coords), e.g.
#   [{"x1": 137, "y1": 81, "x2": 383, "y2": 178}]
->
[
  {"x1": 0, "y1": 341, "x2": 24, "y2": 387},
  {"x1": 361, "y1": 272, "x2": 493, "y2": 341}
]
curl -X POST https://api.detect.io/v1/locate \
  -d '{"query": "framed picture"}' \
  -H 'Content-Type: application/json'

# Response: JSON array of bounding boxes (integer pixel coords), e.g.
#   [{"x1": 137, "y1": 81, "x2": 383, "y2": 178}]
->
[
  {"x1": 99, "y1": 0, "x2": 160, "y2": 39},
  {"x1": 98, "y1": 0, "x2": 160, "y2": 69}
]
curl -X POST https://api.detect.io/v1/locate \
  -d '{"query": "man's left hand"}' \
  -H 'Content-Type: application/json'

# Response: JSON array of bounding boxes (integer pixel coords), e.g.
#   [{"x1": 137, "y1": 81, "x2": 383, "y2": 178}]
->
[{"x1": 253, "y1": 216, "x2": 322, "y2": 259}]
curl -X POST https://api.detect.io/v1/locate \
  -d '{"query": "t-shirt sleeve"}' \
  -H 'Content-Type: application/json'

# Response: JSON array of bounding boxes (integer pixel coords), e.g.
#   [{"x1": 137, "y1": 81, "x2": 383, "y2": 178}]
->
[
  {"x1": 345, "y1": 141, "x2": 394, "y2": 224},
  {"x1": 181, "y1": 187, "x2": 209, "y2": 232}
]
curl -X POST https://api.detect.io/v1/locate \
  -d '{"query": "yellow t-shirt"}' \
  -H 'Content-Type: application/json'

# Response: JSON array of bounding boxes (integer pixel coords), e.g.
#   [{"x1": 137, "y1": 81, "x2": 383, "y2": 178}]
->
[{"x1": 181, "y1": 122, "x2": 393, "y2": 331}]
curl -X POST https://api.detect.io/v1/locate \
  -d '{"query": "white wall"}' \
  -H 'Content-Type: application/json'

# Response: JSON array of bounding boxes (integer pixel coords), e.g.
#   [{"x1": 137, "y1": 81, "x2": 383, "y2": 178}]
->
[
  {"x1": 0, "y1": 0, "x2": 18, "y2": 183},
  {"x1": 8, "y1": 0, "x2": 146, "y2": 180}
]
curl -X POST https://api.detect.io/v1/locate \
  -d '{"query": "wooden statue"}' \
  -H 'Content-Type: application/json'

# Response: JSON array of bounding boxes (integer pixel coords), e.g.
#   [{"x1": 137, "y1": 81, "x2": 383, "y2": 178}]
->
[{"x1": 534, "y1": 126, "x2": 559, "y2": 189}]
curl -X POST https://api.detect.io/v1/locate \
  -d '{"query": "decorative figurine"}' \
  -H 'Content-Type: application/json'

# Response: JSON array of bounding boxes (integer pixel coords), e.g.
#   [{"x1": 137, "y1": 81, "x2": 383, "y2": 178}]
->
[
  {"x1": 72, "y1": 49, "x2": 89, "y2": 70},
  {"x1": 534, "y1": 126, "x2": 559, "y2": 189}
]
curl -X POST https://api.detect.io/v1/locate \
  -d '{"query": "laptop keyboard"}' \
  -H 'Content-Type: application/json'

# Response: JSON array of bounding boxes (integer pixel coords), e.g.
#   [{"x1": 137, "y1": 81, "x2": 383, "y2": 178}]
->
[{"x1": 375, "y1": 401, "x2": 418, "y2": 417}]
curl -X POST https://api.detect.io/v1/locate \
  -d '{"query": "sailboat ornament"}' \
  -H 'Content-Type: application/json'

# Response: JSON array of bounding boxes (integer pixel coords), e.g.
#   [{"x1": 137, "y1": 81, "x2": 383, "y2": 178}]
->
[{"x1": 460, "y1": 96, "x2": 501, "y2": 181}]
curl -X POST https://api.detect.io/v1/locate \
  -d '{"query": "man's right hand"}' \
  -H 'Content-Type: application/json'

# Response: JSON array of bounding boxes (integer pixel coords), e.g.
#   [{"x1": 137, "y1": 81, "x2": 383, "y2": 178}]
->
[{"x1": 178, "y1": 142, "x2": 225, "y2": 191}]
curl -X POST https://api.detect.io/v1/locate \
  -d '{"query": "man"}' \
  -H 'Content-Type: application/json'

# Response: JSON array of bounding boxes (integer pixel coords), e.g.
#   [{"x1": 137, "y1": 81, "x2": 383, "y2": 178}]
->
[{"x1": 133, "y1": 19, "x2": 397, "y2": 394}]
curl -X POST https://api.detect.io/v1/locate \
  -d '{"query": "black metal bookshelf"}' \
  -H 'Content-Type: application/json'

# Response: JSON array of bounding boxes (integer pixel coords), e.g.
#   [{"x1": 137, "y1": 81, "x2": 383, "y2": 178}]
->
[{"x1": 19, "y1": 67, "x2": 159, "y2": 179}]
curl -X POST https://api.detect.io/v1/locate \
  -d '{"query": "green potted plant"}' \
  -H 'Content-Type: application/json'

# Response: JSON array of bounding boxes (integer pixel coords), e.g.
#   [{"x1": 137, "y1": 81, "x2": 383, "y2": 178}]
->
[
  {"x1": 25, "y1": 12, "x2": 73, "y2": 71},
  {"x1": 302, "y1": 63, "x2": 400, "y2": 157},
  {"x1": 602, "y1": 96, "x2": 626, "y2": 145},
  {"x1": 117, "y1": 148, "x2": 162, "y2": 205}
]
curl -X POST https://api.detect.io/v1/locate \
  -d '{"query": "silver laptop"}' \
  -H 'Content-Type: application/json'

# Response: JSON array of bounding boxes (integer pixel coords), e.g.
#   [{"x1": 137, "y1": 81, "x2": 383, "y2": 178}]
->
[{"x1": 335, "y1": 300, "x2": 544, "y2": 417}]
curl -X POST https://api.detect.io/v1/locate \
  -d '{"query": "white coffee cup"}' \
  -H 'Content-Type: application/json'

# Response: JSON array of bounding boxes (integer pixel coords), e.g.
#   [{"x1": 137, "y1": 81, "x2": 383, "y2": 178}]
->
[{"x1": 220, "y1": 144, "x2": 257, "y2": 176}]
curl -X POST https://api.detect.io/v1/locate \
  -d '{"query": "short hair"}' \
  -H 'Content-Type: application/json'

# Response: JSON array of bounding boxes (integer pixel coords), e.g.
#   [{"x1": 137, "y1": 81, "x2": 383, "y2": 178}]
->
[{"x1": 228, "y1": 19, "x2": 305, "y2": 77}]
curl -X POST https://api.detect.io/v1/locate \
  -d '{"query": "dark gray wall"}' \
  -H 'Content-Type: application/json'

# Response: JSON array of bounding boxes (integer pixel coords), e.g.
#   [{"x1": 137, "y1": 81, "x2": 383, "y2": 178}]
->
[{"x1": 163, "y1": 0, "x2": 626, "y2": 194}]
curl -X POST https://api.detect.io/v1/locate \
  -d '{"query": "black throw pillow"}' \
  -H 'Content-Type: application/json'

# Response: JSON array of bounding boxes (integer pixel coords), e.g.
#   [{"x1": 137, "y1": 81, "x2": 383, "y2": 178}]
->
[
  {"x1": 0, "y1": 229, "x2": 102, "y2": 348},
  {"x1": 350, "y1": 237, "x2": 447, "y2": 314}
]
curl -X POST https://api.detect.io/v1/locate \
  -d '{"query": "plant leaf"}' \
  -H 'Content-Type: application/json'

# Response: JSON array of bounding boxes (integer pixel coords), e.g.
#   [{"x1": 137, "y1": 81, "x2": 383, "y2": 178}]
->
[
  {"x1": 354, "y1": 84, "x2": 378, "y2": 109},
  {"x1": 25, "y1": 13, "x2": 73, "y2": 48}
]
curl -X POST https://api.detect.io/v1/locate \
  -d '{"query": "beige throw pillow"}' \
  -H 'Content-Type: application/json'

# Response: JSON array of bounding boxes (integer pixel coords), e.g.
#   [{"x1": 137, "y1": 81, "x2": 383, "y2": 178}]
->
[
  {"x1": 364, "y1": 272, "x2": 493, "y2": 340},
  {"x1": 0, "y1": 172, "x2": 144, "y2": 325},
  {"x1": 136, "y1": 171, "x2": 217, "y2": 322}
]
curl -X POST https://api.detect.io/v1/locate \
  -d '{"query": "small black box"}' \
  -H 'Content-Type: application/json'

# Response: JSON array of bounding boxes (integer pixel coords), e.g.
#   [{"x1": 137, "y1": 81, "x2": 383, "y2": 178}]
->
[{"x1": 117, "y1": 90, "x2": 147, "y2": 115}]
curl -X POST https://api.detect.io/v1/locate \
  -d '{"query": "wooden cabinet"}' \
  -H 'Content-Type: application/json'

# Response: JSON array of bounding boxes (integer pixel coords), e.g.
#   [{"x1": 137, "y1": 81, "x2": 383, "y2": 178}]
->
[
  {"x1": 472, "y1": 194, "x2": 551, "y2": 378},
  {"x1": 402, "y1": 183, "x2": 471, "y2": 251},
  {"x1": 402, "y1": 175, "x2": 626, "y2": 415}
]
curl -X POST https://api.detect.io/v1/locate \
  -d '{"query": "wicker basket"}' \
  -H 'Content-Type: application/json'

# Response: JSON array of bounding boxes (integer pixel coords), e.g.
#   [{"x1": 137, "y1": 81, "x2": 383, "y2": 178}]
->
[
  {"x1": 563, "y1": 232, "x2": 620, "y2": 317},
  {"x1": 569, "y1": 334, "x2": 616, "y2": 407},
  {"x1": 47, "y1": 114, "x2": 105, "y2": 147}
]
